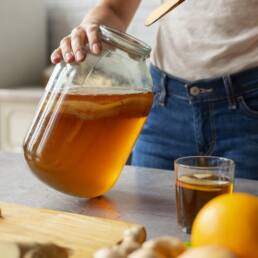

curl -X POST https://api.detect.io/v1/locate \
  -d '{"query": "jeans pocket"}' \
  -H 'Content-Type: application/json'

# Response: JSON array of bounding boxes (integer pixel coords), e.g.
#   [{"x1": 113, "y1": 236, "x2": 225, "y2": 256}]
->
[{"x1": 238, "y1": 90, "x2": 258, "y2": 118}]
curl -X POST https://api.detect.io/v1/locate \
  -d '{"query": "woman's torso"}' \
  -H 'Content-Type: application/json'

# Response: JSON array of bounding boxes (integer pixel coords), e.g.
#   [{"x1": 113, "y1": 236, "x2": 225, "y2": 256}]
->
[{"x1": 151, "y1": 0, "x2": 258, "y2": 80}]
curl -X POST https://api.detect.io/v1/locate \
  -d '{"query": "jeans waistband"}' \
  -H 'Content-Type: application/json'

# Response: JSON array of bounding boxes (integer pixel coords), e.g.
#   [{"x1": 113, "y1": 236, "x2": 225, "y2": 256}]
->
[{"x1": 150, "y1": 64, "x2": 258, "y2": 109}]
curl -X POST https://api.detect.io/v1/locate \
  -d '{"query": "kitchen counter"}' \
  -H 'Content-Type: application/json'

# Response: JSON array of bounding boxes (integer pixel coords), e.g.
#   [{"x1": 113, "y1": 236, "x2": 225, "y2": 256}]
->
[{"x1": 0, "y1": 152, "x2": 257, "y2": 241}]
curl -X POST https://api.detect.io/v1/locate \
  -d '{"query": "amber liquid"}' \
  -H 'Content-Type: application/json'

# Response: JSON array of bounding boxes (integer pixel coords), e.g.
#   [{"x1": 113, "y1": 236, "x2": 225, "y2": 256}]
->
[
  {"x1": 23, "y1": 90, "x2": 153, "y2": 197},
  {"x1": 176, "y1": 174, "x2": 233, "y2": 233}
]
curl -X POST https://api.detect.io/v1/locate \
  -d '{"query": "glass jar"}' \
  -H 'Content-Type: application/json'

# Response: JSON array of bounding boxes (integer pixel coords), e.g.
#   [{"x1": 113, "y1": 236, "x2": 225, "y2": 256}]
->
[{"x1": 23, "y1": 26, "x2": 153, "y2": 197}]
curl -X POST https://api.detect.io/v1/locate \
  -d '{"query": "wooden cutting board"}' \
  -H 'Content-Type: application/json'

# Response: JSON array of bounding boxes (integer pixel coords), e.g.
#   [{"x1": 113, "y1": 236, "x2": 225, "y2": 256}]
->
[{"x1": 0, "y1": 202, "x2": 142, "y2": 258}]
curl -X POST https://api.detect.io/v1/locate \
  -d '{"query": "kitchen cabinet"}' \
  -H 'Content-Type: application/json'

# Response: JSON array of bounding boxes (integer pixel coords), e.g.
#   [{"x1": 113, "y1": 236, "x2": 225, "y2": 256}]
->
[{"x1": 0, "y1": 89, "x2": 43, "y2": 152}]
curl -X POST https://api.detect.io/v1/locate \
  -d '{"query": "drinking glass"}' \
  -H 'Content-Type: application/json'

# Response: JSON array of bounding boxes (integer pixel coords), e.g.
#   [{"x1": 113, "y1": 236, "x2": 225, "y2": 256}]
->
[{"x1": 175, "y1": 156, "x2": 235, "y2": 233}]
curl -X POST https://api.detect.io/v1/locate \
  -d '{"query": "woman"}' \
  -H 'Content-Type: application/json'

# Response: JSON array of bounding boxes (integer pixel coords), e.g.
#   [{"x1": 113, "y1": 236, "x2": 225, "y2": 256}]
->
[{"x1": 51, "y1": 0, "x2": 258, "y2": 180}]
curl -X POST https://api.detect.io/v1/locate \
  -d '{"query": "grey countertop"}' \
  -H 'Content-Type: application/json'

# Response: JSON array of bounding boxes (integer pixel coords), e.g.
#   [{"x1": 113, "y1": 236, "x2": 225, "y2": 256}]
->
[{"x1": 0, "y1": 152, "x2": 257, "y2": 241}]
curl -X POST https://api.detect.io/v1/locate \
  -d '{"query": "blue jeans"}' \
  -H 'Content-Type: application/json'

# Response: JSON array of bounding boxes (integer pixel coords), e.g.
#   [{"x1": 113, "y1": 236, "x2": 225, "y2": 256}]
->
[{"x1": 132, "y1": 64, "x2": 258, "y2": 180}]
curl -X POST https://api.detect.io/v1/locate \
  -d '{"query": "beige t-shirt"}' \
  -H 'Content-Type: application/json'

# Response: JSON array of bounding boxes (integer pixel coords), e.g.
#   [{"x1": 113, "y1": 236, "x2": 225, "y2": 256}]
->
[{"x1": 151, "y1": 0, "x2": 258, "y2": 80}]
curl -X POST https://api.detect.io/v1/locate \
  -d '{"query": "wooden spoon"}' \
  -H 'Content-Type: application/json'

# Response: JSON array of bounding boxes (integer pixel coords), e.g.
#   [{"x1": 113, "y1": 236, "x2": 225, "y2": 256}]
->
[{"x1": 145, "y1": 0, "x2": 185, "y2": 26}]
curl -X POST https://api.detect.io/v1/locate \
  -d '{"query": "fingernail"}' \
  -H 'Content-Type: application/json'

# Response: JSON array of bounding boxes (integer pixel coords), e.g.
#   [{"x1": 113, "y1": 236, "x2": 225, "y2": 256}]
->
[
  {"x1": 92, "y1": 43, "x2": 101, "y2": 54},
  {"x1": 52, "y1": 55, "x2": 61, "y2": 64},
  {"x1": 76, "y1": 51, "x2": 85, "y2": 62},
  {"x1": 65, "y1": 52, "x2": 74, "y2": 62}
]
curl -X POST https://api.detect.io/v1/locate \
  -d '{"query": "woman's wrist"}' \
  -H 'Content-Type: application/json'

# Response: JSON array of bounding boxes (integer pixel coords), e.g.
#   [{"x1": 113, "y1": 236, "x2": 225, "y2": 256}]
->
[
  {"x1": 51, "y1": 0, "x2": 134, "y2": 64},
  {"x1": 82, "y1": 4, "x2": 127, "y2": 32}
]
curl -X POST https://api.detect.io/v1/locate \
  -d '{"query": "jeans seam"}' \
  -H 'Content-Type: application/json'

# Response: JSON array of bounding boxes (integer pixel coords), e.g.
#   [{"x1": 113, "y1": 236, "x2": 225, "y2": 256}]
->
[
  {"x1": 238, "y1": 95, "x2": 258, "y2": 118},
  {"x1": 153, "y1": 92, "x2": 161, "y2": 108},
  {"x1": 191, "y1": 105, "x2": 201, "y2": 154},
  {"x1": 170, "y1": 88, "x2": 258, "y2": 103},
  {"x1": 240, "y1": 88, "x2": 258, "y2": 96},
  {"x1": 191, "y1": 96, "x2": 227, "y2": 103},
  {"x1": 240, "y1": 78, "x2": 258, "y2": 87},
  {"x1": 171, "y1": 94, "x2": 189, "y2": 101},
  {"x1": 134, "y1": 137, "x2": 172, "y2": 160},
  {"x1": 205, "y1": 102, "x2": 217, "y2": 155}
]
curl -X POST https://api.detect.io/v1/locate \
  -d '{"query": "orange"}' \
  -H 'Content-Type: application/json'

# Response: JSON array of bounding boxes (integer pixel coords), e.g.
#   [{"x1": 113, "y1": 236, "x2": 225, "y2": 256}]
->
[{"x1": 191, "y1": 193, "x2": 258, "y2": 258}]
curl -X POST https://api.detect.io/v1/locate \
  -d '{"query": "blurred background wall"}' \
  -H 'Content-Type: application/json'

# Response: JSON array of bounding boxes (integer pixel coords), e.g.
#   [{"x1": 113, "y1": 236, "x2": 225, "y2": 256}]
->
[{"x1": 0, "y1": 0, "x2": 47, "y2": 88}]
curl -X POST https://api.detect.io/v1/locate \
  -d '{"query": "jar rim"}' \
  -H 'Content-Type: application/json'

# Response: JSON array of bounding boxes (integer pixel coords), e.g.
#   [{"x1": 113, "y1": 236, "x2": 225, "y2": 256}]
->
[{"x1": 99, "y1": 25, "x2": 151, "y2": 59}]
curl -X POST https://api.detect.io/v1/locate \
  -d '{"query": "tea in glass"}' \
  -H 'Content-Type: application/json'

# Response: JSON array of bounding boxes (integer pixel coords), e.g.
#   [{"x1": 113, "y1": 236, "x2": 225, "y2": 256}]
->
[{"x1": 175, "y1": 156, "x2": 235, "y2": 233}]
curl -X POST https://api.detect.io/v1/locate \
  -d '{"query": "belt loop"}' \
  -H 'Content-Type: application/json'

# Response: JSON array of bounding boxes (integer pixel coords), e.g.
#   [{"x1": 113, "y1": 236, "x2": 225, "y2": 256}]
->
[
  {"x1": 159, "y1": 73, "x2": 168, "y2": 106},
  {"x1": 223, "y1": 75, "x2": 237, "y2": 110},
  {"x1": 185, "y1": 83, "x2": 192, "y2": 104}
]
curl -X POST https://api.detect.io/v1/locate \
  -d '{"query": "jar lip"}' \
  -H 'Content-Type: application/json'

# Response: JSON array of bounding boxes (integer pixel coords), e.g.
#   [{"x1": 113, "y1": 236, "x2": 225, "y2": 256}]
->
[{"x1": 99, "y1": 25, "x2": 151, "y2": 59}]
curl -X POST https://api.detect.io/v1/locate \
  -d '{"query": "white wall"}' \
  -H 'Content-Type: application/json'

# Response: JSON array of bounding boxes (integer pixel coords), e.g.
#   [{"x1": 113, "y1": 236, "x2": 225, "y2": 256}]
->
[
  {"x1": 0, "y1": 0, "x2": 47, "y2": 88},
  {"x1": 46, "y1": 0, "x2": 159, "y2": 54},
  {"x1": 0, "y1": 1, "x2": 159, "y2": 87}
]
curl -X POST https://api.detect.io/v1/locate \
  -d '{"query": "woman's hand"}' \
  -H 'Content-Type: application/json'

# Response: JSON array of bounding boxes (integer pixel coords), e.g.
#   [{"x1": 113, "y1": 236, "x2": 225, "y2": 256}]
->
[
  {"x1": 51, "y1": 22, "x2": 102, "y2": 64},
  {"x1": 50, "y1": 0, "x2": 141, "y2": 64}
]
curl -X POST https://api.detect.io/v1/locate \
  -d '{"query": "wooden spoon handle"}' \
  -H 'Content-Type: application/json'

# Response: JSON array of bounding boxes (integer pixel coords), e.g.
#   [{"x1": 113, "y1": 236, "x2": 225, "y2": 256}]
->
[{"x1": 145, "y1": 0, "x2": 185, "y2": 26}]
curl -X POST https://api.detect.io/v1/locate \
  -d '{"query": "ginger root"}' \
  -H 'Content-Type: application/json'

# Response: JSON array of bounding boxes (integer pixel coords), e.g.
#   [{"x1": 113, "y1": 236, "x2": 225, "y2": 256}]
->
[
  {"x1": 123, "y1": 226, "x2": 146, "y2": 244},
  {"x1": 0, "y1": 241, "x2": 71, "y2": 258},
  {"x1": 99, "y1": 234, "x2": 185, "y2": 258},
  {"x1": 94, "y1": 228, "x2": 187, "y2": 258},
  {"x1": 24, "y1": 243, "x2": 71, "y2": 258},
  {"x1": 94, "y1": 226, "x2": 146, "y2": 258},
  {"x1": 93, "y1": 247, "x2": 127, "y2": 258},
  {"x1": 118, "y1": 238, "x2": 141, "y2": 255},
  {"x1": 143, "y1": 237, "x2": 185, "y2": 258},
  {"x1": 128, "y1": 248, "x2": 165, "y2": 258}
]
